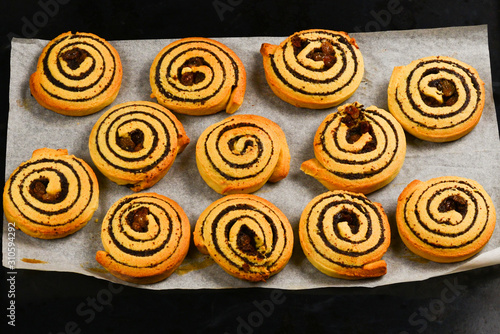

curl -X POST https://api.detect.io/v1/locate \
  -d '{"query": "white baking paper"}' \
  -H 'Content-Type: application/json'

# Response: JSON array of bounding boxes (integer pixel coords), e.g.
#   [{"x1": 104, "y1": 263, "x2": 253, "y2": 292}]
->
[{"x1": 3, "y1": 25, "x2": 499, "y2": 289}]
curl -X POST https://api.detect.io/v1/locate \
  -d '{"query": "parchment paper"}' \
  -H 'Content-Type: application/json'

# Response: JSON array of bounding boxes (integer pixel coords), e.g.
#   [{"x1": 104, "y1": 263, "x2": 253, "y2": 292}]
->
[{"x1": 3, "y1": 25, "x2": 500, "y2": 289}]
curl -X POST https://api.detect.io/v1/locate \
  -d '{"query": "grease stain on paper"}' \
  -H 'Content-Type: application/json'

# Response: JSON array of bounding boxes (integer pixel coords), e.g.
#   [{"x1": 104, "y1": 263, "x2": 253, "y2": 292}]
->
[
  {"x1": 81, "y1": 262, "x2": 108, "y2": 274},
  {"x1": 176, "y1": 254, "x2": 215, "y2": 276},
  {"x1": 398, "y1": 249, "x2": 430, "y2": 264},
  {"x1": 22, "y1": 258, "x2": 47, "y2": 264},
  {"x1": 16, "y1": 98, "x2": 34, "y2": 110}
]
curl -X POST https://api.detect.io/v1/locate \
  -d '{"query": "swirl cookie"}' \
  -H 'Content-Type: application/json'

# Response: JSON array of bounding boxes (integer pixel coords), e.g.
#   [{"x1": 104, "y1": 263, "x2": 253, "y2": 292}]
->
[
  {"x1": 96, "y1": 193, "x2": 190, "y2": 284},
  {"x1": 261, "y1": 29, "x2": 364, "y2": 109},
  {"x1": 150, "y1": 37, "x2": 246, "y2": 116},
  {"x1": 387, "y1": 56, "x2": 485, "y2": 142},
  {"x1": 3, "y1": 148, "x2": 99, "y2": 239},
  {"x1": 89, "y1": 101, "x2": 189, "y2": 192},
  {"x1": 196, "y1": 114, "x2": 290, "y2": 195},
  {"x1": 301, "y1": 102, "x2": 406, "y2": 194},
  {"x1": 396, "y1": 176, "x2": 496, "y2": 263},
  {"x1": 29, "y1": 31, "x2": 122, "y2": 116},
  {"x1": 299, "y1": 190, "x2": 391, "y2": 279},
  {"x1": 194, "y1": 194, "x2": 293, "y2": 282}
]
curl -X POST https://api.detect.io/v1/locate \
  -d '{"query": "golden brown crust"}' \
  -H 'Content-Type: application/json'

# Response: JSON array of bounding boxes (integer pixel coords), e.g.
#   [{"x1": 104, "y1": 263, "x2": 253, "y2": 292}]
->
[
  {"x1": 196, "y1": 114, "x2": 290, "y2": 195},
  {"x1": 3, "y1": 148, "x2": 99, "y2": 239},
  {"x1": 260, "y1": 29, "x2": 364, "y2": 109},
  {"x1": 396, "y1": 176, "x2": 496, "y2": 263},
  {"x1": 299, "y1": 190, "x2": 391, "y2": 279},
  {"x1": 387, "y1": 56, "x2": 485, "y2": 142},
  {"x1": 96, "y1": 193, "x2": 191, "y2": 284},
  {"x1": 89, "y1": 101, "x2": 189, "y2": 192},
  {"x1": 150, "y1": 37, "x2": 246, "y2": 116},
  {"x1": 301, "y1": 102, "x2": 406, "y2": 194},
  {"x1": 29, "y1": 31, "x2": 122, "y2": 116},
  {"x1": 193, "y1": 194, "x2": 293, "y2": 282}
]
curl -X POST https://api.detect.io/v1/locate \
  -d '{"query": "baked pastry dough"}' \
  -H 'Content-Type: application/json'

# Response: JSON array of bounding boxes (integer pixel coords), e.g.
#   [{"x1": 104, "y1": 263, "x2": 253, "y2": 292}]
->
[
  {"x1": 30, "y1": 31, "x2": 122, "y2": 116},
  {"x1": 196, "y1": 114, "x2": 290, "y2": 195},
  {"x1": 89, "y1": 101, "x2": 189, "y2": 192},
  {"x1": 96, "y1": 192, "x2": 190, "y2": 284},
  {"x1": 396, "y1": 176, "x2": 496, "y2": 263},
  {"x1": 3, "y1": 148, "x2": 99, "y2": 239},
  {"x1": 194, "y1": 194, "x2": 293, "y2": 282},
  {"x1": 387, "y1": 56, "x2": 485, "y2": 142},
  {"x1": 150, "y1": 37, "x2": 246, "y2": 116},
  {"x1": 261, "y1": 29, "x2": 364, "y2": 109},
  {"x1": 299, "y1": 190, "x2": 390, "y2": 279},
  {"x1": 301, "y1": 102, "x2": 406, "y2": 194}
]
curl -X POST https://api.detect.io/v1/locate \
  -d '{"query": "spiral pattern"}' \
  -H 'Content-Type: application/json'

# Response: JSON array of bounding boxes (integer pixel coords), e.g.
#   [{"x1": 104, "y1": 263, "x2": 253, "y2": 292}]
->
[
  {"x1": 301, "y1": 102, "x2": 406, "y2": 194},
  {"x1": 261, "y1": 29, "x2": 364, "y2": 109},
  {"x1": 196, "y1": 114, "x2": 290, "y2": 195},
  {"x1": 89, "y1": 101, "x2": 189, "y2": 192},
  {"x1": 299, "y1": 191, "x2": 390, "y2": 279},
  {"x1": 396, "y1": 177, "x2": 496, "y2": 263},
  {"x1": 150, "y1": 37, "x2": 246, "y2": 116},
  {"x1": 387, "y1": 56, "x2": 485, "y2": 142},
  {"x1": 96, "y1": 193, "x2": 190, "y2": 284},
  {"x1": 194, "y1": 194, "x2": 293, "y2": 282},
  {"x1": 29, "y1": 31, "x2": 122, "y2": 116},
  {"x1": 3, "y1": 148, "x2": 99, "y2": 239}
]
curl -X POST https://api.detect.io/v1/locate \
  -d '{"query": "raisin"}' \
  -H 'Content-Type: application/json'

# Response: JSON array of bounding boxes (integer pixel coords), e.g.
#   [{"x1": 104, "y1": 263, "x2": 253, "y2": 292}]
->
[
  {"x1": 187, "y1": 57, "x2": 203, "y2": 67},
  {"x1": 119, "y1": 137, "x2": 135, "y2": 151},
  {"x1": 423, "y1": 79, "x2": 458, "y2": 107},
  {"x1": 29, "y1": 178, "x2": 59, "y2": 203},
  {"x1": 334, "y1": 210, "x2": 360, "y2": 234},
  {"x1": 32, "y1": 180, "x2": 46, "y2": 196},
  {"x1": 422, "y1": 94, "x2": 440, "y2": 107},
  {"x1": 180, "y1": 71, "x2": 194, "y2": 86},
  {"x1": 359, "y1": 121, "x2": 372, "y2": 134},
  {"x1": 348, "y1": 133, "x2": 361, "y2": 143},
  {"x1": 323, "y1": 55, "x2": 336, "y2": 68},
  {"x1": 346, "y1": 123, "x2": 371, "y2": 144},
  {"x1": 193, "y1": 72, "x2": 205, "y2": 84},
  {"x1": 361, "y1": 140, "x2": 377, "y2": 152},
  {"x1": 342, "y1": 114, "x2": 356, "y2": 127},
  {"x1": 441, "y1": 80, "x2": 456, "y2": 97},
  {"x1": 291, "y1": 35, "x2": 303, "y2": 48},
  {"x1": 61, "y1": 48, "x2": 89, "y2": 70},
  {"x1": 345, "y1": 105, "x2": 360, "y2": 119},
  {"x1": 444, "y1": 95, "x2": 458, "y2": 106},
  {"x1": 129, "y1": 207, "x2": 149, "y2": 232},
  {"x1": 311, "y1": 52, "x2": 324, "y2": 61},
  {"x1": 438, "y1": 195, "x2": 468, "y2": 217},
  {"x1": 118, "y1": 129, "x2": 144, "y2": 152},
  {"x1": 321, "y1": 40, "x2": 334, "y2": 55},
  {"x1": 237, "y1": 225, "x2": 263, "y2": 259}
]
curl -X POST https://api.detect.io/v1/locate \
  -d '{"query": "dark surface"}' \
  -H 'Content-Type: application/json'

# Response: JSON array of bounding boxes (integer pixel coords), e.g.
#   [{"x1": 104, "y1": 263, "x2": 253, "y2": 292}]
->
[{"x1": 1, "y1": 1, "x2": 499, "y2": 333}]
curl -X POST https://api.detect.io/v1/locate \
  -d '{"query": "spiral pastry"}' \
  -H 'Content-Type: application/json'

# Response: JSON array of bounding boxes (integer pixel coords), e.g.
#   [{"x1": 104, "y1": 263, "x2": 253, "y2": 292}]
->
[
  {"x1": 89, "y1": 101, "x2": 189, "y2": 192},
  {"x1": 149, "y1": 37, "x2": 247, "y2": 116},
  {"x1": 396, "y1": 176, "x2": 496, "y2": 263},
  {"x1": 387, "y1": 56, "x2": 485, "y2": 142},
  {"x1": 3, "y1": 148, "x2": 99, "y2": 239},
  {"x1": 299, "y1": 190, "x2": 390, "y2": 279},
  {"x1": 196, "y1": 114, "x2": 290, "y2": 195},
  {"x1": 301, "y1": 102, "x2": 406, "y2": 194},
  {"x1": 260, "y1": 29, "x2": 364, "y2": 109},
  {"x1": 96, "y1": 193, "x2": 190, "y2": 284},
  {"x1": 193, "y1": 194, "x2": 293, "y2": 282},
  {"x1": 29, "y1": 31, "x2": 122, "y2": 116}
]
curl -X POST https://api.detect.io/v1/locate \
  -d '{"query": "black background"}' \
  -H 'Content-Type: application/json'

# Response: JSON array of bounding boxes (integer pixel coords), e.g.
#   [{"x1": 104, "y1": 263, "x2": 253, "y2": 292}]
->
[{"x1": 1, "y1": 1, "x2": 499, "y2": 333}]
